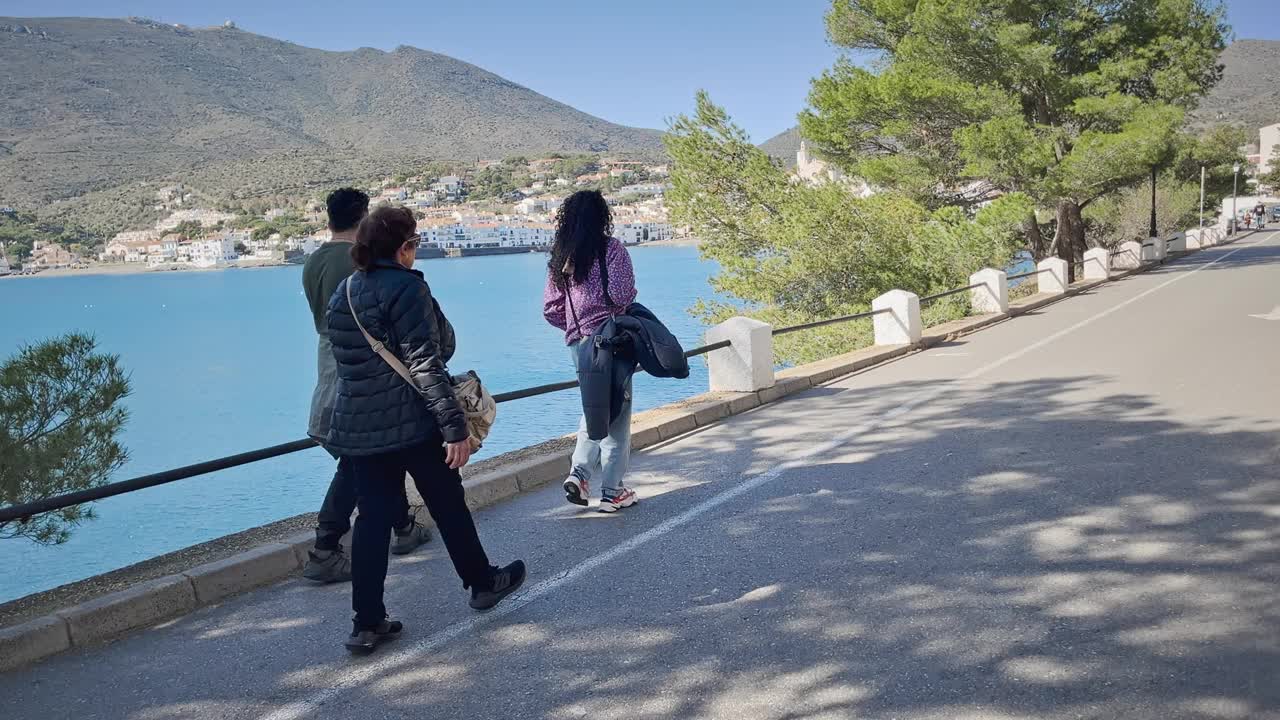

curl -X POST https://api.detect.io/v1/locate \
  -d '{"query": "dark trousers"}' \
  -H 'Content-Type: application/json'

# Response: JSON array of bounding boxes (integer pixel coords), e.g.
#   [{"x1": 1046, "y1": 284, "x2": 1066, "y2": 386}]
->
[
  {"x1": 314, "y1": 456, "x2": 412, "y2": 551},
  {"x1": 348, "y1": 433, "x2": 494, "y2": 629}
]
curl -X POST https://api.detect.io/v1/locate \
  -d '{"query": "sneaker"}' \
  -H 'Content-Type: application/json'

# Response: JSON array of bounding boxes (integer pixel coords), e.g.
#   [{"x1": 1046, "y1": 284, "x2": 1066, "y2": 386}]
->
[
  {"x1": 391, "y1": 517, "x2": 433, "y2": 556},
  {"x1": 344, "y1": 619, "x2": 403, "y2": 655},
  {"x1": 469, "y1": 560, "x2": 527, "y2": 611},
  {"x1": 302, "y1": 547, "x2": 352, "y2": 584},
  {"x1": 563, "y1": 469, "x2": 589, "y2": 507},
  {"x1": 598, "y1": 487, "x2": 639, "y2": 514}
]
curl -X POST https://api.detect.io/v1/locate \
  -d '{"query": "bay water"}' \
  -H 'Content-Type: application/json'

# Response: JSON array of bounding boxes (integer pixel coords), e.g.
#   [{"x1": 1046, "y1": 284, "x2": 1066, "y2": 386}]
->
[{"x1": 0, "y1": 246, "x2": 717, "y2": 603}]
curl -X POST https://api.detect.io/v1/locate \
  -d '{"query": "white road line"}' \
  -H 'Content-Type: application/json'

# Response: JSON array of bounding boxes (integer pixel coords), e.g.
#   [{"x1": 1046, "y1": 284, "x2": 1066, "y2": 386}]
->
[{"x1": 261, "y1": 232, "x2": 1270, "y2": 720}]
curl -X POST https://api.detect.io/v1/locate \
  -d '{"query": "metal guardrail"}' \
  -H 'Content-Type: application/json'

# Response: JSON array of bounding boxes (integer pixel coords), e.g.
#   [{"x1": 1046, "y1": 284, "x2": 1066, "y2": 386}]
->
[
  {"x1": 1007, "y1": 268, "x2": 1047, "y2": 282},
  {"x1": 1, "y1": 237, "x2": 1181, "y2": 525},
  {"x1": 0, "y1": 314, "x2": 867, "y2": 523}
]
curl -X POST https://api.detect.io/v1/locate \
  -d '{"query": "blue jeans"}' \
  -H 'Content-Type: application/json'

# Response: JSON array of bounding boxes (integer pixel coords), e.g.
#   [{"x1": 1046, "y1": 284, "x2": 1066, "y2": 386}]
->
[{"x1": 570, "y1": 343, "x2": 632, "y2": 496}]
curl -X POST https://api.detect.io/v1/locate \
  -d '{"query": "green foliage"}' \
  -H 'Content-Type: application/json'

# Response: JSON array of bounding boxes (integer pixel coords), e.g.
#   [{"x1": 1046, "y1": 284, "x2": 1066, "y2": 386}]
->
[
  {"x1": 0, "y1": 334, "x2": 130, "y2": 545},
  {"x1": 1260, "y1": 145, "x2": 1280, "y2": 190},
  {"x1": 469, "y1": 165, "x2": 531, "y2": 200},
  {"x1": 801, "y1": 0, "x2": 1229, "y2": 259},
  {"x1": 666, "y1": 92, "x2": 1029, "y2": 364},
  {"x1": 250, "y1": 215, "x2": 319, "y2": 242},
  {"x1": 551, "y1": 154, "x2": 600, "y2": 180},
  {"x1": 1084, "y1": 174, "x2": 1201, "y2": 248},
  {"x1": 0, "y1": 212, "x2": 100, "y2": 263},
  {"x1": 1171, "y1": 124, "x2": 1248, "y2": 208},
  {"x1": 171, "y1": 220, "x2": 204, "y2": 239}
]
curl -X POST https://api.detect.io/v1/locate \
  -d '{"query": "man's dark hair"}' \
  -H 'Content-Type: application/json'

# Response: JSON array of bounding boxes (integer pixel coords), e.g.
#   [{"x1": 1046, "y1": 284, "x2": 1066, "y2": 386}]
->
[{"x1": 326, "y1": 188, "x2": 369, "y2": 232}]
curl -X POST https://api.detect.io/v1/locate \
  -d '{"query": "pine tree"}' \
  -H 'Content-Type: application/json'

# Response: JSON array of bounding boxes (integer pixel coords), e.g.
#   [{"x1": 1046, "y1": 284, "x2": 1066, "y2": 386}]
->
[{"x1": 0, "y1": 334, "x2": 130, "y2": 544}]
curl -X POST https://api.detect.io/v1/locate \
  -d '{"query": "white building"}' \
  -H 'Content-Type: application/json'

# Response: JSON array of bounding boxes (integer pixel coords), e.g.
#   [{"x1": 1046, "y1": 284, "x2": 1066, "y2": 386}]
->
[
  {"x1": 0, "y1": 245, "x2": 10, "y2": 276},
  {"x1": 795, "y1": 141, "x2": 875, "y2": 197},
  {"x1": 615, "y1": 222, "x2": 671, "y2": 245},
  {"x1": 191, "y1": 236, "x2": 239, "y2": 268},
  {"x1": 1260, "y1": 123, "x2": 1280, "y2": 179}
]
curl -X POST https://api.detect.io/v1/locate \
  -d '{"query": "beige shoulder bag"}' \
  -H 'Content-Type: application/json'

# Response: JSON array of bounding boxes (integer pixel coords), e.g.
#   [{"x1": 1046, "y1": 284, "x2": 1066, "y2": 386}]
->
[{"x1": 346, "y1": 279, "x2": 496, "y2": 450}]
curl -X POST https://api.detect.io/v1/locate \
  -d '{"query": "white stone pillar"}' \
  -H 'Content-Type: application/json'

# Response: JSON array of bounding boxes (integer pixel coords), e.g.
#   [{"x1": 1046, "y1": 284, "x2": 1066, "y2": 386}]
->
[
  {"x1": 1141, "y1": 238, "x2": 1165, "y2": 262},
  {"x1": 1167, "y1": 232, "x2": 1186, "y2": 253},
  {"x1": 1113, "y1": 241, "x2": 1143, "y2": 270},
  {"x1": 1185, "y1": 229, "x2": 1204, "y2": 250},
  {"x1": 1036, "y1": 257, "x2": 1068, "y2": 295},
  {"x1": 968, "y1": 268, "x2": 1008, "y2": 314},
  {"x1": 872, "y1": 290, "x2": 922, "y2": 346},
  {"x1": 705, "y1": 317, "x2": 775, "y2": 392},
  {"x1": 1083, "y1": 247, "x2": 1110, "y2": 280}
]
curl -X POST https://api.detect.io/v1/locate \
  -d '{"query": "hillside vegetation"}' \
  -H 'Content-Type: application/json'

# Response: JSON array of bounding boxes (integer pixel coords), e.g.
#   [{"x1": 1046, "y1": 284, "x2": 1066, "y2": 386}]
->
[{"x1": 0, "y1": 17, "x2": 663, "y2": 225}]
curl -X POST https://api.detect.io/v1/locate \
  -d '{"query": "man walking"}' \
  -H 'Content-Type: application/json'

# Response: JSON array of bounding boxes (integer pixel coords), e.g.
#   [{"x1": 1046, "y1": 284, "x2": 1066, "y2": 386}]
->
[{"x1": 301, "y1": 188, "x2": 432, "y2": 583}]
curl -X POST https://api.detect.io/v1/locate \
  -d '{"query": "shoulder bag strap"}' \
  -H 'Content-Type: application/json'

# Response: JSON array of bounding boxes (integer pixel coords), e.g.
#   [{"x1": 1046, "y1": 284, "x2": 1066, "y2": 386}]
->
[{"x1": 347, "y1": 277, "x2": 417, "y2": 389}]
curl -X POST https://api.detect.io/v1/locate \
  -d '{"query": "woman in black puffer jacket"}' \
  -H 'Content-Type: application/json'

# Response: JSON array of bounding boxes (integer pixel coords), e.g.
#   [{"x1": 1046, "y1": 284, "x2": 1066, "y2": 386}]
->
[{"x1": 326, "y1": 205, "x2": 525, "y2": 654}]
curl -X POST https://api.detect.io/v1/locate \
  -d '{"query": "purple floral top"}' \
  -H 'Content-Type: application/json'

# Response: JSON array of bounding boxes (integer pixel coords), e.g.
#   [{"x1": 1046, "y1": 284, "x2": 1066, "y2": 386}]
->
[{"x1": 543, "y1": 237, "x2": 638, "y2": 345}]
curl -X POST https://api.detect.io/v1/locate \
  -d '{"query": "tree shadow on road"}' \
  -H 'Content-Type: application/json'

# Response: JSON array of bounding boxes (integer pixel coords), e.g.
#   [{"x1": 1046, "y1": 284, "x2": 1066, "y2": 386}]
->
[
  {"x1": 311, "y1": 375, "x2": 1280, "y2": 719},
  {"x1": 5, "y1": 375, "x2": 1278, "y2": 720}
]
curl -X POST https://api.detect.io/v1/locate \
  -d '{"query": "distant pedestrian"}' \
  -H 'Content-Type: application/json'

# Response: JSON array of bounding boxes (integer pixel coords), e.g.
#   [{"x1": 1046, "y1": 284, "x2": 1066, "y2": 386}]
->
[
  {"x1": 301, "y1": 188, "x2": 431, "y2": 585},
  {"x1": 327, "y1": 205, "x2": 525, "y2": 654},
  {"x1": 1254, "y1": 202, "x2": 1266, "y2": 229},
  {"x1": 543, "y1": 190, "x2": 688, "y2": 513}
]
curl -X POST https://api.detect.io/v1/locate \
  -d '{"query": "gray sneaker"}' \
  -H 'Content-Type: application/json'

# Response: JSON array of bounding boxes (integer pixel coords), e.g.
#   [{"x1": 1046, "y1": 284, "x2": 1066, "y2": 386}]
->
[
  {"x1": 391, "y1": 518, "x2": 433, "y2": 556},
  {"x1": 302, "y1": 547, "x2": 352, "y2": 583},
  {"x1": 344, "y1": 619, "x2": 403, "y2": 655}
]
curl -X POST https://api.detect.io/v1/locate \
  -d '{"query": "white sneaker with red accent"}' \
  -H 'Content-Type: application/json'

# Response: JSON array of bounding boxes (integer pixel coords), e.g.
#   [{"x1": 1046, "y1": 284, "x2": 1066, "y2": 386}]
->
[{"x1": 598, "y1": 487, "x2": 638, "y2": 513}]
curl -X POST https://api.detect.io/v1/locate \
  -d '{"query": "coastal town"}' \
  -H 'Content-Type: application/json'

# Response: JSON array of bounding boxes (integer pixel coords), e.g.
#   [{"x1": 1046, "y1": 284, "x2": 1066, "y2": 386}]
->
[{"x1": 0, "y1": 155, "x2": 679, "y2": 277}]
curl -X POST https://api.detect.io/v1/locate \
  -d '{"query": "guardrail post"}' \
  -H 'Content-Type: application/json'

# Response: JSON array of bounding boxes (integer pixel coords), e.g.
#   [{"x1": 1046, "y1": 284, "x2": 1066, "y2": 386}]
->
[
  {"x1": 1167, "y1": 232, "x2": 1186, "y2": 253},
  {"x1": 872, "y1": 290, "x2": 921, "y2": 345},
  {"x1": 968, "y1": 268, "x2": 1007, "y2": 314},
  {"x1": 705, "y1": 317, "x2": 775, "y2": 392},
  {"x1": 1113, "y1": 241, "x2": 1142, "y2": 270},
  {"x1": 1145, "y1": 237, "x2": 1168, "y2": 261},
  {"x1": 1036, "y1": 258, "x2": 1068, "y2": 295},
  {"x1": 1083, "y1": 248, "x2": 1110, "y2": 280}
]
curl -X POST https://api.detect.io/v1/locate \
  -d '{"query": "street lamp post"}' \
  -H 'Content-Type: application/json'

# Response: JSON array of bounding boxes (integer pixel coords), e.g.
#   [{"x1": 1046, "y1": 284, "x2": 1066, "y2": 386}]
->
[
  {"x1": 1199, "y1": 165, "x2": 1206, "y2": 232},
  {"x1": 1232, "y1": 162, "x2": 1241, "y2": 234},
  {"x1": 1149, "y1": 166, "x2": 1158, "y2": 239}
]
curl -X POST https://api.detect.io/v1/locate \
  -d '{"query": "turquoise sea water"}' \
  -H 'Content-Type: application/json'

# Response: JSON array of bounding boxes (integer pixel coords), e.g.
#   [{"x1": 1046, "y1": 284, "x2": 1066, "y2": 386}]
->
[{"x1": 0, "y1": 247, "x2": 717, "y2": 603}]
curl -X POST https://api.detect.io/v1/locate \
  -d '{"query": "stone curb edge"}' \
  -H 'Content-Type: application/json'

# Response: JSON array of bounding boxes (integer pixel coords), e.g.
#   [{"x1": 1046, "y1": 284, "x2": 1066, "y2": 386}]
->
[{"x1": 0, "y1": 236, "x2": 1236, "y2": 673}]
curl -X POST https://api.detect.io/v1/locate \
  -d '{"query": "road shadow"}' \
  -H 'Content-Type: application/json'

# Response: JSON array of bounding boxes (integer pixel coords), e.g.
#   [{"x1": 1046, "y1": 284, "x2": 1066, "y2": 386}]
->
[
  {"x1": 300, "y1": 377, "x2": 1280, "y2": 718},
  {"x1": 6, "y1": 375, "x2": 1278, "y2": 719}
]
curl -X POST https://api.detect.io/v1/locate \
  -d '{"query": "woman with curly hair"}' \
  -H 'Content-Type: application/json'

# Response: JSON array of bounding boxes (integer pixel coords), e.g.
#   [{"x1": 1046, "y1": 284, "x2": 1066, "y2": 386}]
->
[{"x1": 542, "y1": 190, "x2": 640, "y2": 513}]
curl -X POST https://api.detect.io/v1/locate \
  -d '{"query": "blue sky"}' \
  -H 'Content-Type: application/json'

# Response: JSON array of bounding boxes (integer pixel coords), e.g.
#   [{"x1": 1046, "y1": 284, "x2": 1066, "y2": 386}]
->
[{"x1": 2, "y1": 1, "x2": 1275, "y2": 141}]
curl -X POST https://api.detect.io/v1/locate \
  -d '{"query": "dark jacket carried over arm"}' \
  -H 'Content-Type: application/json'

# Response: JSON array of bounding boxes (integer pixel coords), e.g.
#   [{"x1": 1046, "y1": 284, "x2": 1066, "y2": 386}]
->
[
  {"x1": 576, "y1": 302, "x2": 690, "y2": 440},
  {"x1": 325, "y1": 260, "x2": 468, "y2": 455}
]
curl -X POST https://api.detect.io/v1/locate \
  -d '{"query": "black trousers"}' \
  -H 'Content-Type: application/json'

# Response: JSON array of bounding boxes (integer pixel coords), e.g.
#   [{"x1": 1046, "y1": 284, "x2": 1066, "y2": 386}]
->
[
  {"x1": 314, "y1": 456, "x2": 411, "y2": 551},
  {"x1": 348, "y1": 433, "x2": 494, "y2": 629}
]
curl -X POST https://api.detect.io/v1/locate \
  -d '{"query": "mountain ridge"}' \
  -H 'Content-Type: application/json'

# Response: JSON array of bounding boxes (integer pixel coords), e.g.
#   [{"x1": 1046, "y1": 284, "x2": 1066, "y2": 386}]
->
[{"x1": 0, "y1": 16, "x2": 665, "y2": 212}]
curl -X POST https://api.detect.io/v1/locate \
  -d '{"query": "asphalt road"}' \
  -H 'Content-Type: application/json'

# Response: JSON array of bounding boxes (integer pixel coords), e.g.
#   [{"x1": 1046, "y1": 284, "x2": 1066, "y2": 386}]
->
[{"x1": 5, "y1": 231, "x2": 1279, "y2": 720}]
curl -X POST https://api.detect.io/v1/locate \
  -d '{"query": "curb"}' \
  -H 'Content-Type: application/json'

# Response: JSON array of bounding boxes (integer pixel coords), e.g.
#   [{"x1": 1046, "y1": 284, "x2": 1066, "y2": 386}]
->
[{"x1": 0, "y1": 237, "x2": 1231, "y2": 673}]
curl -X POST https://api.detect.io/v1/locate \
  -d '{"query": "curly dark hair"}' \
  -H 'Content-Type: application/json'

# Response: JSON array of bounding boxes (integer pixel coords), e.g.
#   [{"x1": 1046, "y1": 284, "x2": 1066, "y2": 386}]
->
[
  {"x1": 326, "y1": 187, "x2": 369, "y2": 232},
  {"x1": 549, "y1": 190, "x2": 613, "y2": 290}
]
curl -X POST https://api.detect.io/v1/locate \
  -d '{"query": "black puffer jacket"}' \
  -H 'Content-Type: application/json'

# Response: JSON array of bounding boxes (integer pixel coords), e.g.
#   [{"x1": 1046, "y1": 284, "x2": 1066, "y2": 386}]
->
[{"x1": 325, "y1": 260, "x2": 468, "y2": 455}]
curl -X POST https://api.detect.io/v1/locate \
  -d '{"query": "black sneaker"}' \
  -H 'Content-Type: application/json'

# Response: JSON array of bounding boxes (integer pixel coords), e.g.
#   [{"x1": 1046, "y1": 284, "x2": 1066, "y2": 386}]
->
[
  {"x1": 563, "y1": 469, "x2": 589, "y2": 507},
  {"x1": 302, "y1": 547, "x2": 352, "y2": 584},
  {"x1": 344, "y1": 619, "x2": 403, "y2": 655},
  {"x1": 469, "y1": 560, "x2": 527, "y2": 611},
  {"x1": 391, "y1": 517, "x2": 433, "y2": 556}
]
